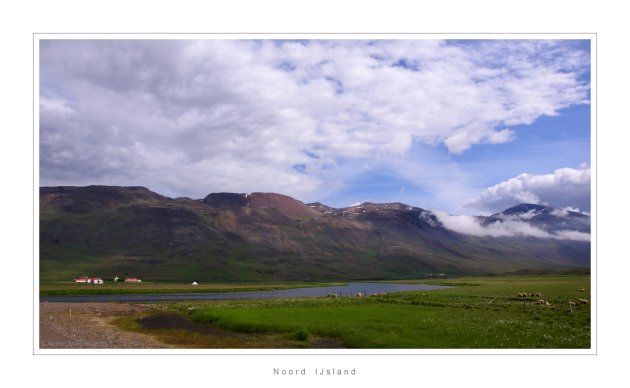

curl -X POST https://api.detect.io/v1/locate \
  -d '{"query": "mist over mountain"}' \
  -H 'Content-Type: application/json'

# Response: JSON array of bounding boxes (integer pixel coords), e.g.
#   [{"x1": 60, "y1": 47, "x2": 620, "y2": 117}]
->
[{"x1": 40, "y1": 186, "x2": 590, "y2": 282}]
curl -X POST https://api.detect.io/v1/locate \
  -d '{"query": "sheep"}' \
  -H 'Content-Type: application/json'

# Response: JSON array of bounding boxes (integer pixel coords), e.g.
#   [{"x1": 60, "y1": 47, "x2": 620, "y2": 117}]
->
[
  {"x1": 328, "y1": 293, "x2": 338, "y2": 298},
  {"x1": 569, "y1": 301, "x2": 577, "y2": 306},
  {"x1": 535, "y1": 293, "x2": 541, "y2": 298},
  {"x1": 535, "y1": 300, "x2": 546, "y2": 305},
  {"x1": 356, "y1": 292, "x2": 363, "y2": 298},
  {"x1": 578, "y1": 288, "x2": 586, "y2": 292},
  {"x1": 578, "y1": 298, "x2": 589, "y2": 304},
  {"x1": 545, "y1": 301, "x2": 551, "y2": 306}
]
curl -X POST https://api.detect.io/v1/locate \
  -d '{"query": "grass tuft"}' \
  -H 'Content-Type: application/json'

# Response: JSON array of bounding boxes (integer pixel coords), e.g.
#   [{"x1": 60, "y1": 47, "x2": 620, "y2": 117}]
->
[{"x1": 290, "y1": 328, "x2": 312, "y2": 342}]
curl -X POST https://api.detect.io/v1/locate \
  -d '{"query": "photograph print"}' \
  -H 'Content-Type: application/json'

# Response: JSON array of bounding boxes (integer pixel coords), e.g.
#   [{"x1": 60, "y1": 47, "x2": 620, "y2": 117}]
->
[{"x1": 38, "y1": 37, "x2": 592, "y2": 350}]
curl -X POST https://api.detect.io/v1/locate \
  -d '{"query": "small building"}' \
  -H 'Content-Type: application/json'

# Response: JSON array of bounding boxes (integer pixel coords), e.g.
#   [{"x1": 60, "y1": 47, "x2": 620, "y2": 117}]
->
[
  {"x1": 87, "y1": 277, "x2": 103, "y2": 284},
  {"x1": 74, "y1": 276, "x2": 89, "y2": 283},
  {"x1": 125, "y1": 277, "x2": 142, "y2": 283}
]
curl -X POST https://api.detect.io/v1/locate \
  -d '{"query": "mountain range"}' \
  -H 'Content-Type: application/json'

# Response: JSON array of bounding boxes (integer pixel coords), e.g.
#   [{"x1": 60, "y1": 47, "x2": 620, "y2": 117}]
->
[{"x1": 39, "y1": 186, "x2": 590, "y2": 282}]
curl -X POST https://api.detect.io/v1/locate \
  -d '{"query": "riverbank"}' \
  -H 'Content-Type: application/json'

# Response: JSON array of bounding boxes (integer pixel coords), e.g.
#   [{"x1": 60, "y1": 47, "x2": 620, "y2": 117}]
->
[
  {"x1": 184, "y1": 274, "x2": 591, "y2": 348},
  {"x1": 38, "y1": 275, "x2": 591, "y2": 349},
  {"x1": 39, "y1": 281, "x2": 346, "y2": 296},
  {"x1": 39, "y1": 282, "x2": 451, "y2": 303}
]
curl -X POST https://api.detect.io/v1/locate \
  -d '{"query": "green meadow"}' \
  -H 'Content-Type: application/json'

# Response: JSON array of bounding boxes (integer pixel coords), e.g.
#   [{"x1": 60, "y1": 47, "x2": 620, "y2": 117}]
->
[
  {"x1": 118, "y1": 274, "x2": 591, "y2": 349},
  {"x1": 39, "y1": 281, "x2": 344, "y2": 296}
]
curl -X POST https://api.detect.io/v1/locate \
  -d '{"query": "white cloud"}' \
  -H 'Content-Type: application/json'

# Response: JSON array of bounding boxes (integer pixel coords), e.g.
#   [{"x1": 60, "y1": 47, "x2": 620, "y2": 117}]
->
[
  {"x1": 553, "y1": 230, "x2": 591, "y2": 242},
  {"x1": 550, "y1": 208, "x2": 570, "y2": 217},
  {"x1": 433, "y1": 210, "x2": 549, "y2": 238},
  {"x1": 485, "y1": 128, "x2": 517, "y2": 144},
  {"x1": 464, "y1": 166, "x2": 591, "y2": 213},
  {"x1": 40, "y1": 40, "x2": 590, "y2": 200},
  {"x1": 549, "y1": 207, "x2": 589, "y2": 217},
  {"x1": 432, "y1": 210, "x2": 589, "y2": 241},
  {"x1": 419, "y1": 211, "x2": 439, "y2": 227}
]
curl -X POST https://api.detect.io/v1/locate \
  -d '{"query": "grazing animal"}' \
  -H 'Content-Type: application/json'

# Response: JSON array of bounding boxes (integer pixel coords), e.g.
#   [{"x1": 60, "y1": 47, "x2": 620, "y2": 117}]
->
[
  {"x1": 356, "y1": 292, "x2": 363, "y2": 298},
  {"x1": 535, "y1": 293, "x2": 541, "y2": 297},
  {"x1": 578, "y1": 298, "x2": 589, "y2": 304},
  {"x1": 579, "y1": 288, "x2": 586, "y2": 292},
  {"x1": 328, "y1": 293, "x2": 338, "y2": 298},
  {"x1": 569, "y1": 301, "x2": 577, "y2": 306},
  {"x1": 535, "y1": 300, "x2": 546, "y2": 305},
  {"x1": 545, "y1": 301, "x2": 551, "y2": 306}
]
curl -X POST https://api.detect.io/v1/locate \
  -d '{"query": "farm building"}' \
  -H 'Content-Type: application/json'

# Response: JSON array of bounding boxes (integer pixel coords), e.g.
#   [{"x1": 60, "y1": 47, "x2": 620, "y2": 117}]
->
[
  {"x1": 87, "y1": 277, "x2": 103, "y2": 284},
  {"x1": 125, "y1": 277, "x2": 142, "y2": 283},
  {"x1": 74, "y1": 276, "x2": 89, "y2": 283}
]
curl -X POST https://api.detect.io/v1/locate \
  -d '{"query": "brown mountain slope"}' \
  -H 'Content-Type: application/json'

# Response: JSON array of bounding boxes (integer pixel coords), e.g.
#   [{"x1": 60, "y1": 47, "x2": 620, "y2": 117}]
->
[{"x1": 39, "y1": 186, "x2": 590, "y2": 282}]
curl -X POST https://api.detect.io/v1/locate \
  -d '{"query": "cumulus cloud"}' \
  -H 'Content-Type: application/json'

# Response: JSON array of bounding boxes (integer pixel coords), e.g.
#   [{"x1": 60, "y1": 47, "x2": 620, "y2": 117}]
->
[
  {"x1": 464, "y1": 166, "x2": 591, "y2": 213},
  {"x1": 39, "y1": 39, "x2": 590, "y2": 200},
  {"x1": 432, "y1": 210, "x2": 590, "y2": 241}
]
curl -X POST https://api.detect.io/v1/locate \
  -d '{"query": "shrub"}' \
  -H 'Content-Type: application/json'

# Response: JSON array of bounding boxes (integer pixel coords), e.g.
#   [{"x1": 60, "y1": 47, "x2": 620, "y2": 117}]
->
[{"x1": 290, "y1": 328, "x2": 311, "y2": 342}]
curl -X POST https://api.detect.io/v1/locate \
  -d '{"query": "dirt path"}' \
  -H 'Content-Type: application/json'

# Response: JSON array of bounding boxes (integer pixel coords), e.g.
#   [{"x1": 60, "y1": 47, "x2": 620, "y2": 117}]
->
[
  {"x1": 39, "y1": 302, "x2": 345, "y2": 349},
  {"x1": 39, "y1": 302, "x2": 170, "y2": 349}
]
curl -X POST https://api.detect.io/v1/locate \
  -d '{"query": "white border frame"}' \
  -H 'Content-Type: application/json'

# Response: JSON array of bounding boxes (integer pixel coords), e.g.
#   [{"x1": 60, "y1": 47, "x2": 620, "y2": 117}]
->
[{"x1": 33, "y1": 32, "x2": 597, "y2": 356}]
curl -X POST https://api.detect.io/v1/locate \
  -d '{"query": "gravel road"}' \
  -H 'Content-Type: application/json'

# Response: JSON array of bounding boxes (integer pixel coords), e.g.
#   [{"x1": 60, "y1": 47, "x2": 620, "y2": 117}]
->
[{"x1": 39, "y1": 302, "x2": 169, "y2": 349}]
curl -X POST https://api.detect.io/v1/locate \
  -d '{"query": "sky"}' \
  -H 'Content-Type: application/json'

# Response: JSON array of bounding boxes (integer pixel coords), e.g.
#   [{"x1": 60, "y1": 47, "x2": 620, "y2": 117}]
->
[{"x1": 39, "y1": 39, "x2": 591, "y2": 215}]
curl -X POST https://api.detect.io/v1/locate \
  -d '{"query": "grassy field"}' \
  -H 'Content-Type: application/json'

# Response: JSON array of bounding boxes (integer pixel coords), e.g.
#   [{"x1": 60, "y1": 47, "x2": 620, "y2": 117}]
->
[
  {"x1": 39, "y1": 281, "x2": 344, "y2": 296},
  {"x1": 113, "y1": 274, "x2": 591, "y2": 349}
]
